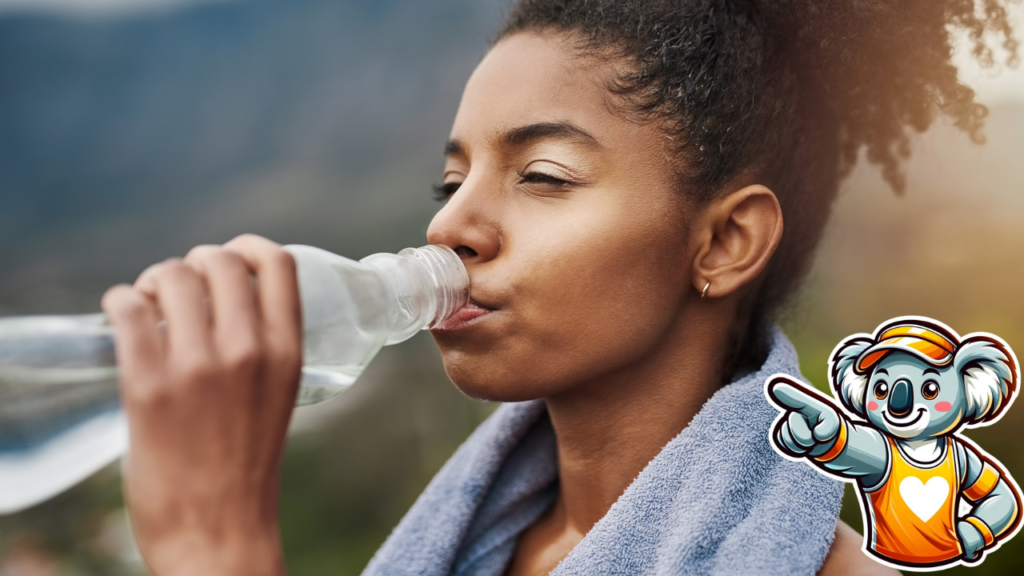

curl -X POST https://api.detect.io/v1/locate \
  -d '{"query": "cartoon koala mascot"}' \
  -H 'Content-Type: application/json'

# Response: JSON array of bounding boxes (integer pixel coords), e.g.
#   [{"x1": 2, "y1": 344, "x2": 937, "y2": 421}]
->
[{"x1": 766, "y1": 317, "x2": 1022, "y2": 570}]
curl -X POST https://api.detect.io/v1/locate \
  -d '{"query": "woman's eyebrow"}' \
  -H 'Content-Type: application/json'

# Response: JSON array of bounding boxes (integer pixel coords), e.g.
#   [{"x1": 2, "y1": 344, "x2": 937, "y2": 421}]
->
[
  {"x1": 501, "y1": 121, "x2": 600, "y2": 149},
  {"x1": 444, "y1": 139, "x2": 465, "y2": 157},
  {"x1": 440, "y1": 120, "x2": 598, "y2": 156},
  {"x1": 442, "y1": 122, "x2": 600, "y2": 158}
]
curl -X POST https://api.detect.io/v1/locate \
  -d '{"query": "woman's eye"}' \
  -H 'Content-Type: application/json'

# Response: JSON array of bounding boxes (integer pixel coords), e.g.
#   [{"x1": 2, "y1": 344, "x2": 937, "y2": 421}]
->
[
  {"x1": 431, "y1": 182, "x2": 461, "y2": 201},
  {"x1": 873, "y1": 381, "x2": 888, "y2": 399},
  {"x1": 519, "y1": 171, "x2": 569, "y2": 187},
  {"x1": 922, "y1": 381, "x2": 940, "y2": 400}
]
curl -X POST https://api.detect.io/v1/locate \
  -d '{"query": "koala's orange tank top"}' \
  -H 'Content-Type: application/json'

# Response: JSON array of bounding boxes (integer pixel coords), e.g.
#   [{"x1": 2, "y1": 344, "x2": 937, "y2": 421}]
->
[{"x1": 862, "y1": 436, "x2": 962, "y2": 565}]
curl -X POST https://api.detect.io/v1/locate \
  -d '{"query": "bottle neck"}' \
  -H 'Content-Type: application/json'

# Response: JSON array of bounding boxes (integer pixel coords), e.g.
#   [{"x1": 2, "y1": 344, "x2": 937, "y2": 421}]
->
[{"x1": 360, "y1": 245, "x2": 469, "y2": 345}]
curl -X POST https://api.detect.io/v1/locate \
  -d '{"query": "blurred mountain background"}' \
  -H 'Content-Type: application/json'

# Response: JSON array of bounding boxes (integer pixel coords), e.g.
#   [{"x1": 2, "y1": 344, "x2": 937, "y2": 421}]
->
[{"x1": 0, "y1": 0, "x2": 1022, "y2": 574}]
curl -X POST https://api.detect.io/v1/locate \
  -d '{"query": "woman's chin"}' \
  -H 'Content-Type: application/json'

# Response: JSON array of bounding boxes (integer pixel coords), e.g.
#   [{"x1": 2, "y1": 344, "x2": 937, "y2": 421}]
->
[
  {"x1": 442, "y1": 360, "x2": 555, "y2": 403},
  {"x1": 448, "y1": 373, "x2": 546, "y2": 403}
]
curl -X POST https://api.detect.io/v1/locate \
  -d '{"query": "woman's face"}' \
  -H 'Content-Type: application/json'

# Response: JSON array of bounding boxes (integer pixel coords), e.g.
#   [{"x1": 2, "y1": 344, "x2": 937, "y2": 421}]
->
[{"x1": 427, "y1": 31, "x2": 696, "y2": 402}]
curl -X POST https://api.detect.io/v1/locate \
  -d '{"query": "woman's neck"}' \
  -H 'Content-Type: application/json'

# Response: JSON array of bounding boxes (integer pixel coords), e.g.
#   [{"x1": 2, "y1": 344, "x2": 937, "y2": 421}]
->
[{"x1": 542, "y1": 306, "x2": 731, "y2": 535}]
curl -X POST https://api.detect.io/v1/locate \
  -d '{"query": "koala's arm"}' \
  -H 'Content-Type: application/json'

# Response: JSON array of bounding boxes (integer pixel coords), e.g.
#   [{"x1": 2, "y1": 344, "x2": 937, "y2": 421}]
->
[
  {"x1": 812, "y1": 419, "x2": 889, "y2": 486},
  {"x1": 766, "y1": 378, "x2": 889, "y2": 483},
  {"x1": 955, "y1": 441, "x2": 1022, "y2": 560}
]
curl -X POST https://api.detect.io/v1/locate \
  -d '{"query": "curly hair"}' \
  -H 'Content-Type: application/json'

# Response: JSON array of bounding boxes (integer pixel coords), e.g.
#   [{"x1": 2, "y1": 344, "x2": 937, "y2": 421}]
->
[{"x1": 498, "y1": 0, "x2": 1020, "y2": 379}]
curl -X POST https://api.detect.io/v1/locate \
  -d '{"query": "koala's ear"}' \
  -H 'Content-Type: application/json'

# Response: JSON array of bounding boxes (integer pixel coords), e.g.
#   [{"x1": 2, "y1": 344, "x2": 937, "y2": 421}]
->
[
  {"x1": 829, "y1": 337, "x2": 874, "y2": 417},
  {"x1": 955, "y1": 336, "x2": 1018, "y2": 425}
]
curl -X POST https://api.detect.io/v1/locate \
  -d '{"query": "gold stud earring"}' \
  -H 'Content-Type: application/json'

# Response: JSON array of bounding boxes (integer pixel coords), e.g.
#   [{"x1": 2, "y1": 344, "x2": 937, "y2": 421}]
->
[{"x1": 701, "y1": 281, "x2": 711, "y2": 299}]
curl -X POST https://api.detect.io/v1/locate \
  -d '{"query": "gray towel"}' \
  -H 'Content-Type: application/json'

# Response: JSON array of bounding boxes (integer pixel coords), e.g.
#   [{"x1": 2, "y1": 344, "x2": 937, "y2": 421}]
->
[{"x1": 362, "y1": 326, "x2": 843, "y2": 575}]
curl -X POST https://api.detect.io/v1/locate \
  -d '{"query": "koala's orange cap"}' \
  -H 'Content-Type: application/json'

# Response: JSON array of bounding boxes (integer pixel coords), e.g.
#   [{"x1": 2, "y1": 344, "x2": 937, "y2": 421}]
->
[{"x1": 855, "y1": 323, "x2": 959, "y2": 373}]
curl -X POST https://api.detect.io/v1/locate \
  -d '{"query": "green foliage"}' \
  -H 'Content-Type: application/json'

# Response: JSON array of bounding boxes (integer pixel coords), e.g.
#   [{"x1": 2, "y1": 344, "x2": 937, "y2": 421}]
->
[
  {"x1": 276, "y1": 336, "x2": 495, "y2": 575},
  {"x1": 0, "y1": 466, "x2": 140, "y2": 575}
]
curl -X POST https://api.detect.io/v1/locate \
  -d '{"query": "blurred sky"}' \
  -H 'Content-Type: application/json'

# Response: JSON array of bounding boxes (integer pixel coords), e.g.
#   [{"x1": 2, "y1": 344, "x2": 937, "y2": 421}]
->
[
  {"x1": 0, "y1": 0, "x2": 240, "y2": 17},
  {"x1": 2, "y1": 0, "x2": 1022, "y2": 102},
  {"x1": 953, "y1": 2, "x2": 1024, "y2": 103}
]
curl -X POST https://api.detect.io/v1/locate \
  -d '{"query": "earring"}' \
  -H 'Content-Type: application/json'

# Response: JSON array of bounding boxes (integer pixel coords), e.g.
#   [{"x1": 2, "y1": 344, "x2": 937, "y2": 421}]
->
[{"x1": 701, "y1": 281, "x2": 711, "y2": 299}]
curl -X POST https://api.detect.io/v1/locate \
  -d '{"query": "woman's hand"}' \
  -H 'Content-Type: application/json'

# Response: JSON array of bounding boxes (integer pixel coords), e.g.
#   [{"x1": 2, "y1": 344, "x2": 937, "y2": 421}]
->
[{"x1": 101, "y1": 234, "x2": 302, "y2": 576}]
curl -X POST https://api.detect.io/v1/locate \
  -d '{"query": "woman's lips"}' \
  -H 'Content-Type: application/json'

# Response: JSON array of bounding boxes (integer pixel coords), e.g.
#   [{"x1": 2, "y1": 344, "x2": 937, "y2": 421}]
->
[{"x1": 432, "y1": 299, "x2": 494, "y2": 332}]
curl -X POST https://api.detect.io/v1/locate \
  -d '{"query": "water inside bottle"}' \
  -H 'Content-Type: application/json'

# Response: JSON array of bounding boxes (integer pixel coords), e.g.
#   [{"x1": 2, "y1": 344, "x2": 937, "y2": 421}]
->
[
  {"x1": 0, "y1": 319, "x2": 366, "y2": 510},
  {"x1": 0, "y1": 352, "x2": 125, "y2": 514},
  {"x1": 0, "y1": 362, "x2": 362, "y2": 513},
  {"x1": 298, "y1": 364, "x2": 363, "y2": 406}
]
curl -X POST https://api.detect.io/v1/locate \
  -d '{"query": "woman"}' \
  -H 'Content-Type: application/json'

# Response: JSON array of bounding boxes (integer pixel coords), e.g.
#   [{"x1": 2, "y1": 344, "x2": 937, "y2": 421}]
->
[{"x1": 100, "y1": 1, "x2": 1017, "y2": 574}]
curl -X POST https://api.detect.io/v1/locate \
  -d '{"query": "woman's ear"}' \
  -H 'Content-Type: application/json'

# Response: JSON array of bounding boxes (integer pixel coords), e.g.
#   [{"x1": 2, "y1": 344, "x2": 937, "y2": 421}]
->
[{"x1": 690, "y1": 184, "x2": 783, "y2": 299}]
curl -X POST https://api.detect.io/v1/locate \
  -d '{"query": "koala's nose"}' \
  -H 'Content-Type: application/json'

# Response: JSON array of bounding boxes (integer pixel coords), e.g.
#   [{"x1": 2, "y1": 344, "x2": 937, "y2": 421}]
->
[{"x1": 888, "y1": 379, "x2": 914, "y2": 417}]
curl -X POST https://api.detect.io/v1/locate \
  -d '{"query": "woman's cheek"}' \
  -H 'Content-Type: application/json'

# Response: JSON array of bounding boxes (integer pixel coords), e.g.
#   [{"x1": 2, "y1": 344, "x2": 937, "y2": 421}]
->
[{"x1": 511, "y1": 231, "x2": 678, "y2": 386}]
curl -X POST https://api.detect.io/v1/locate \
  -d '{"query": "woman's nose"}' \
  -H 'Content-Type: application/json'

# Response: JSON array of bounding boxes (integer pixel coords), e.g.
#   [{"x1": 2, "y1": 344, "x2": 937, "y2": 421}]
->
[
  {"x1": 425, "y1": 182, "x2": 500, "y2": 265},
  {"x1": 888, "y1": 379, "x2": 914, "y2": 417}
]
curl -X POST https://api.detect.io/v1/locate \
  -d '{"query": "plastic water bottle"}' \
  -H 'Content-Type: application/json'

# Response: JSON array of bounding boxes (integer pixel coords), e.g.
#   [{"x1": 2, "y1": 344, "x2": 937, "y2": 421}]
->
[{"x1": 0, "y1": 244, "x2": 468, "y2": 514}]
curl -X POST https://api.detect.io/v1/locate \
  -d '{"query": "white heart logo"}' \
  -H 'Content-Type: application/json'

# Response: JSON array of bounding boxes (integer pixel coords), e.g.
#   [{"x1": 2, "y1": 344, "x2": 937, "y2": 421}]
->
[{"x1": 899, "y1": 476, "x2": 949, "y2": 522}]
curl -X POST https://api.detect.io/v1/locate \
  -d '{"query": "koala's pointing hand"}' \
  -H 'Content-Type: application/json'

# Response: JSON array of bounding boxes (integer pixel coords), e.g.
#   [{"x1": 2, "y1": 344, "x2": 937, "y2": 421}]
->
[{"x1": 766, "y1": 377, "x2": 844, "y2": 459}]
